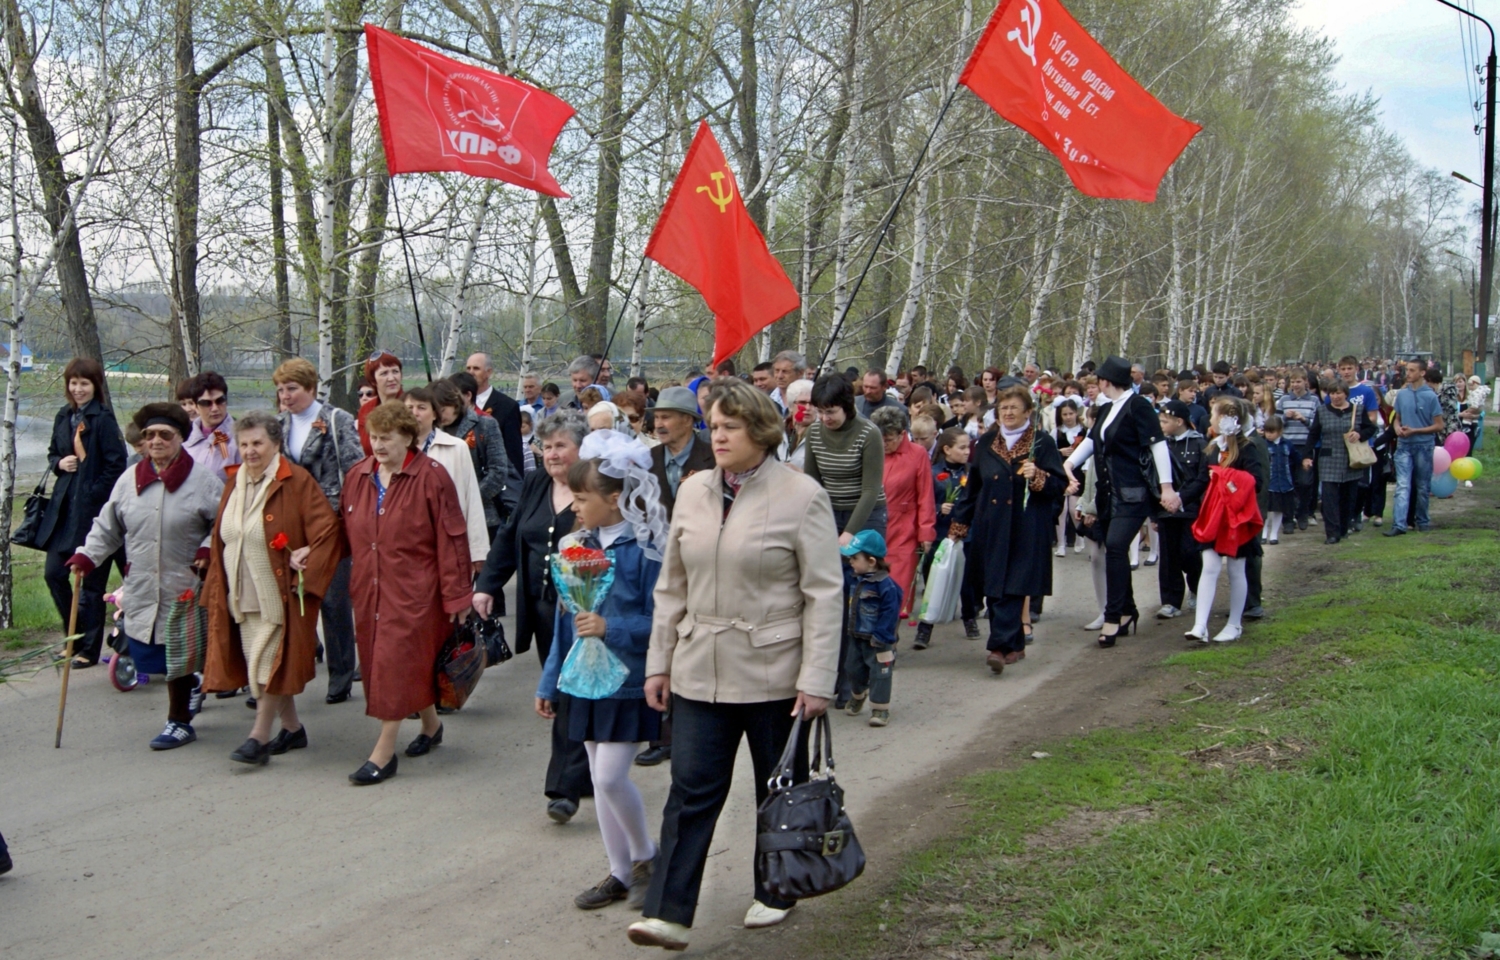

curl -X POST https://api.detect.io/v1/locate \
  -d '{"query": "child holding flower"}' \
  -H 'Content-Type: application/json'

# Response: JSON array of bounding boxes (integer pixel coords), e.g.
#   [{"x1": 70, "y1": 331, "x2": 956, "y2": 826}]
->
[{"x1": 536, "y1": 430, "x2": 668, "y2": 912}]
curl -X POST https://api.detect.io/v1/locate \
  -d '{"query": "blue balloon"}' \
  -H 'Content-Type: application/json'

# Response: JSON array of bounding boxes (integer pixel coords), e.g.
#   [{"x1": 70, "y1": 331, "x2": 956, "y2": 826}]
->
[{"x1": 1432, "y1": 471, "x2": 1459, "y2": 499}]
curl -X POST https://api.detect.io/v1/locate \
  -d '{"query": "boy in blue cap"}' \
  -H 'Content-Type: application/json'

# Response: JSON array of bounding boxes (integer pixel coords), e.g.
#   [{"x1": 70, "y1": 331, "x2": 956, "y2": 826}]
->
[{"x1": 840, "y1": 530, "x2": 904, "y2": 727}]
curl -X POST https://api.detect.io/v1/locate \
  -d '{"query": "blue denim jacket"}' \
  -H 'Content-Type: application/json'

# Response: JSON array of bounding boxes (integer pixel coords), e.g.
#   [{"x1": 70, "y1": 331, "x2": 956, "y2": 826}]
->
[
  {"x1": 1265, "y1": 437, "x2": 1295, "y2": 493},
  {"x1": 847, "y1": 570, "x2": 903, "y2": 650},
  {"x1": 538, "y1": 533, "x2": 660, "y2": 702}
]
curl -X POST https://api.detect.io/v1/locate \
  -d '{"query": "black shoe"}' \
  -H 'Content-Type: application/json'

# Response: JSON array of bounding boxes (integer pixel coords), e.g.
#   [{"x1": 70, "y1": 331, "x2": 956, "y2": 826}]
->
[
  {"x1": 634, "y1": 744, "x2": 671, "y2": 767},
  {"x1": 349, "y1": 755, "x2": 397, "y2": 785},
  {"x1": 574, "y1": 874, "x2": 629, "y2": 910},
  {"x1": 0, "y1": 849, "x2": 11, "y2": 875},
  {"x1": 325, "y1": 690, "x2": 350, "y2": 705},
  {"x1": 1022, "y1": 624, "x2": 1034, "y2": 646},
  {"x1": 1352, "y1": 519, "x2": 1363, "y2": 533},
  {"x1": 547, "y1": 798, "x2": 578, "y2": 823},
  {"x1": 435, "y1": 705, "x2": 456, "y2": 715},
  {"x1": 1325, "y1": 536, "x2": 1340, "y2": 545},
  {"x1": 268, "y1": 725, "x2": 307, "y2": 755},
  {"x1": 215, "y1": 686, "x2": 246, "y2": 700},
  {"x1": 405, "y1": 724, "x2": 444, "y2": 757},
  {"x1": 1298, "y1": 519, "x2": 1309, "y2": 531},
  {"x1": 1244, "y1": 606, "x2": 1265, "y2": 620},
  {"x1": 962, "y1": 618, "x2": 981, "y2": 640},
  {"x1": 1383, "y1": 527, "x2": 1406, "y2": 537},
  {"x1": 628, "y1": 859, "x2": 653, "y2": 910},
  {"x1": 912, "y1": 622, "x2": 933, "y2": 651},
  {"x1": 245, "y1": 696, "x2": 257, "y2": 709},
  {"x1": 229, "y1": 737, "x2": 271, "y2": 766},
  {"x1": 315, "y1": 642, "x2": 324, "y2": 664}
]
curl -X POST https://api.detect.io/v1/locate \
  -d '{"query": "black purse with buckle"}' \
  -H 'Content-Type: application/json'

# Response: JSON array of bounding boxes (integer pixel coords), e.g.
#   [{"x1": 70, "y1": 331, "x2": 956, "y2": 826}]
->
[{"x1": 755, "y1": 712, "x2": 865, "y2": 900}]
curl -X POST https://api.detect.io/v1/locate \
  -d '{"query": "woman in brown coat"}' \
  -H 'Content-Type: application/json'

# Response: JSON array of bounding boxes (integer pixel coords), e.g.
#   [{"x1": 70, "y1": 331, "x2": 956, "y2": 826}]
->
[
  {"x1": 202, "y1": 410, "x2": 345, "y2": 766},
  {"x1": 341, "y1": 400, "x2": 474, "y2": 785}
]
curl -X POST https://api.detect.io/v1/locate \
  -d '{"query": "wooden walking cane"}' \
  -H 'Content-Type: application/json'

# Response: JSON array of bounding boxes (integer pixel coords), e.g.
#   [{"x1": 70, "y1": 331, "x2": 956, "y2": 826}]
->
[{"x1": 55, "y1": 569, "x2": 83, "y2": 748}]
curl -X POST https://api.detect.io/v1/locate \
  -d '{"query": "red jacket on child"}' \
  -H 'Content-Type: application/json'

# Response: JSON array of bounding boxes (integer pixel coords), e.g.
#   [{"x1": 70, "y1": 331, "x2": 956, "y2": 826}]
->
[{"x1": 1191, "y1": 464, "x2": 1263, "y2": 555}]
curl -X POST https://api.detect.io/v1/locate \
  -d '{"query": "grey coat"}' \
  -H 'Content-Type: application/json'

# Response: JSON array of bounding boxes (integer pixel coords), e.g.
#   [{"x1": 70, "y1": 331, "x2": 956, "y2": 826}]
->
[
  {"x1": 77, "y1": 459, "x2": 223, "y2": 643},
  {"x1": 278, "y1": 402, "x2": 362, "y2": 510},
  {"x1": 444, "y1": 407, "x2": 516, "y2": 527}
]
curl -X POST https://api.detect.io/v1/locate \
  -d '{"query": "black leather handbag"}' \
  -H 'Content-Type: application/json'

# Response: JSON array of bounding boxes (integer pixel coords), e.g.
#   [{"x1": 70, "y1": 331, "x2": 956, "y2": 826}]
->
[
  {"x1": 10, "y1": 474, "x2": 52, "y2": 551},
  {"x1": 470, "y1": 612, "x2": 513, "y2": 666},
  {"x1": 755, "y1": 713, "x2": 865, "y2": 900}
]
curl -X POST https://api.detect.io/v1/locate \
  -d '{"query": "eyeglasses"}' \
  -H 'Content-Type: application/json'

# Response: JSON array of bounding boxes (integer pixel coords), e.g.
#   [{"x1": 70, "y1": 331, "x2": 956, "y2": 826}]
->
[
  {"x1": 142, "y1": 428, "x2": 179, "y2": 441},
  {"x1": 626, "y1": 414, "x2": 643, "y2": 424},
  {"x1": 195, "y1": 396, "x2": 227, "y2": 408}
]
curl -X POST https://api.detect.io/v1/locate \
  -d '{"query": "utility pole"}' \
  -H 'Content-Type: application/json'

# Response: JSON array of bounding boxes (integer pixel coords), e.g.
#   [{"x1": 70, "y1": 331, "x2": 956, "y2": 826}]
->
[{"x1": 1438, "y1": 0, "x2": 1496, "y2": 379}]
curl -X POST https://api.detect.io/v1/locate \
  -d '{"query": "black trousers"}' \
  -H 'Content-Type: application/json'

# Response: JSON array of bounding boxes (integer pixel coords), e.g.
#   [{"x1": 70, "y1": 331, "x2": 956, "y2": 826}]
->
[
  {"x1": 1321, "y1": 479, "x2": 1360, "y2": 540},
  {"x1": 643, "y1": 695, "x2": 809, "y2": 927},
  {"x1": 1292, "y1": 457, "x2": 1316, "y2": 523},
  {"x1": 320, "y1": 556, "x2": 356, "y2": 698},
  {"x1": 1156, "y1": 517, "x2": 1202, "y2": 609},
  {"x1": 545, "y1": 693, "x2": 593, "y2": 803},
  {"x1": 1103, "y1": 510, "x2": 1148, "y2": 623},
  {"x1": 1365, "y1": 468, "x2": 1387, "y2": 522},
  {"x1": 45, "y1": 546, "x2": 113, "y2": 663},
  {"x1": 984, "y1": 594, "x2": 1026, "y2": 654}
]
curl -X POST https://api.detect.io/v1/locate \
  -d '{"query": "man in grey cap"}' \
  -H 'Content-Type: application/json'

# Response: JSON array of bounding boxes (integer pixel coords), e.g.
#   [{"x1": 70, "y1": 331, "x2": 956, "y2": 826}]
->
[{"x1": 648, "y1": 385, "x2": 715, "y2": 518}]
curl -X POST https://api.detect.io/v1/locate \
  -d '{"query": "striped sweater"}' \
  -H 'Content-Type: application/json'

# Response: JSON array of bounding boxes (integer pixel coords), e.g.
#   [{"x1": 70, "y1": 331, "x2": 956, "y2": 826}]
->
[{"x1": 803, "y1": 416, "x2": 886, "y2": 533}]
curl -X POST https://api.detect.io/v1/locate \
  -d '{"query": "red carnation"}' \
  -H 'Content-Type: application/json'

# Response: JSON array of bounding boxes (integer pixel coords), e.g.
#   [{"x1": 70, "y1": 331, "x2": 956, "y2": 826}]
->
[
  {"x1": 269, "y1": 532, "x2": 290, "y2": 552},
  {"x1": 177, "y1": 588, "x2": 196, "y2": 603},
  {"x1": 936, "y1": 472, "x2": 951, "y2": 482}
]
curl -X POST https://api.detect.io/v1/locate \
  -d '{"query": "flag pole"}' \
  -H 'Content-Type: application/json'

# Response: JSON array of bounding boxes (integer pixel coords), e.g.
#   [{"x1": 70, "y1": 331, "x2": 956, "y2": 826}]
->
[
  {"x1": 390, "y1": 178, "x2": 435, "y2": 383},
  {"x1": 818, "y1": 84, "x2": 960, "y2": 372},
  {"x1": 591, "y1": 255, "x2": 649, "y2": 388}
]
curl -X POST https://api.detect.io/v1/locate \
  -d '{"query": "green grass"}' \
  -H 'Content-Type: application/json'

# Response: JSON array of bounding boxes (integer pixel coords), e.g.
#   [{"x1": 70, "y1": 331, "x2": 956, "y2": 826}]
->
[{"x1": 827, "y1": 458, "x2": 1500, "y2": 960}]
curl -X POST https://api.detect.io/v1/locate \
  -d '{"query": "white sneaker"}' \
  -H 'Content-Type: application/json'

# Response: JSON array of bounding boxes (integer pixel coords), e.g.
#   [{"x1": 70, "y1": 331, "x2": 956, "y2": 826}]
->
[
  {"x1": 1212, "y1": 624, "x2": 1243, "y2": 643},
  {"x1": 628, "y1": 918, "x2": 691, "y2": 950},
  {"x1": 1183, "y1": 626, "x2": 1208, "y2": 643},
  {"x1": 1186, "y1": 593, "x2": 1197, "y2": 611},
  {"x1": 1155, "y1": 604, "x2": 1181, "y2": 619},
  {"x1": 1055, "y1": 546, "x2": 1068, "y2": 557},
  {"x1": 1074, "y1": 542, "x2": 1085, "y2": 554},
  {"x1": 744, "y1": 901, "x2": 794, "y2": 928},
  {"x1": 1083, "y1": 614, "x2": 1106, "y2": 630}
]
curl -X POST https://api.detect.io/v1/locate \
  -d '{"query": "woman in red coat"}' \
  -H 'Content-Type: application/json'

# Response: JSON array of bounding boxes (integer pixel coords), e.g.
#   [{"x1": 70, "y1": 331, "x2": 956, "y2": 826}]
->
[
  {"x1": 341, "y1": 400, "x2": 473, "y2": 785},
  {"x1": 871, "y1": 406, "x2": 936, "y2": 618}
]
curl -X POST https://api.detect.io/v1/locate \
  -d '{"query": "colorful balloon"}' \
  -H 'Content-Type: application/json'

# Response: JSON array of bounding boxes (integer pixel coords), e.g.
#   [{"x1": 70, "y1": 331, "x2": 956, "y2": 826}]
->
[
  {"x1": 1444, "y1": 431, "x2": 1471, "y2": 458},
  {"x1": 1432, "y1": 448, "x2": 1452, "y2": 475},
  {"x1": 1432, "y1": 471, "x2": 1459, "y2": 499},
  {"x1": 1450, "y1": 457, "x2": 1482, "y2": 481}
]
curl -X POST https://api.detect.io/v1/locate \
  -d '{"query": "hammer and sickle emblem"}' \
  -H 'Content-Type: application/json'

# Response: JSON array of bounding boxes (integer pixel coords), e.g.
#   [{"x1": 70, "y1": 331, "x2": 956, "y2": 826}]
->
[
  {"x1": 696, "y1": 170, "x2": 735, "y2": 213},
  {"x1": 1006, "y1": 0, "x2": 1040, "y2": 66}
]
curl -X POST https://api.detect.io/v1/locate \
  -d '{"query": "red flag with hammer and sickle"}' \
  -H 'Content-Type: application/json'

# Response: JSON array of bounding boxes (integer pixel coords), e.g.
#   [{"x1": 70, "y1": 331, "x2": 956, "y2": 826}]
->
[
  {"x1": 365, "y1": 24, "x2": 574, "y2": 197},
  {"x1": 644, "y1": 123, "x2": 800, "y2": 367},
  {"x1": 959, "y1": 0, "x2": 1200, "y2": 201}
]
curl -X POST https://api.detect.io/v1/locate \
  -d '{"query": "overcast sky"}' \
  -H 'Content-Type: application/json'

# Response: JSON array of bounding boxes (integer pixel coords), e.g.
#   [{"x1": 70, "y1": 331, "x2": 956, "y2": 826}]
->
[{"x1": 1294, "y1": 0, "x2": 1492, "y2": 180}]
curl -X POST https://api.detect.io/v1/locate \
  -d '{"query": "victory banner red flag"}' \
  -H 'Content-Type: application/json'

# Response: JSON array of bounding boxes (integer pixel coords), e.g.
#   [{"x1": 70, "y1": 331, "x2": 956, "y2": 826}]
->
[
  {"x1": 365, "y1": 25, "x2": 574, "y2": 197},
  {"x1": 645, "y1": 123, "x2": 800, "y2": 367},
  {"x1": 959, "y1": 0, "x2": 1200, "y2": 201}
]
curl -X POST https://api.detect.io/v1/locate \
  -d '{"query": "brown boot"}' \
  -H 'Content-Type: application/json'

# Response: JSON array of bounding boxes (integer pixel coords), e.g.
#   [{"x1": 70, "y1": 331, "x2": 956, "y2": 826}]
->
[{"x1": 986, "y1": 652, "x2": 1005, "y2": 675}]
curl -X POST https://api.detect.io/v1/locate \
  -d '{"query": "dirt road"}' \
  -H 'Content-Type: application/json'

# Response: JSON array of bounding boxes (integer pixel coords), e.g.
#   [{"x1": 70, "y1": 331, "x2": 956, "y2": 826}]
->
[{"x1": 0, "y1": 552, "x2": 1255, "y2": 959}]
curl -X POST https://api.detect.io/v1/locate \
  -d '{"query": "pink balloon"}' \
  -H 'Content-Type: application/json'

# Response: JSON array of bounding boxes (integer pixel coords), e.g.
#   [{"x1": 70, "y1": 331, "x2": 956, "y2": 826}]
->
[
  {"x1": 1433, "y1": 447, "x2": 1452, "y2": 475},
  {"x1": 1445, "y1": 431, "x2": 1471, "y2": 458}
]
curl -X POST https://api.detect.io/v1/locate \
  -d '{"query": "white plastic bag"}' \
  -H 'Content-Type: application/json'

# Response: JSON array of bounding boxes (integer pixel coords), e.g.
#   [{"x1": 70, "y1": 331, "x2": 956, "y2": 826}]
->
[{"x1": 917, "y1": 538, "x2": 966, "y2": 624}]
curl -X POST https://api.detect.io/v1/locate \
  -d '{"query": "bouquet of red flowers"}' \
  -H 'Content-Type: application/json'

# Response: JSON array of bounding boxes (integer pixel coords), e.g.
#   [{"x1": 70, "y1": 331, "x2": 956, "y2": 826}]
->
[{"x1": 549, "y1": 532, "x2": 627, "y2": 699}]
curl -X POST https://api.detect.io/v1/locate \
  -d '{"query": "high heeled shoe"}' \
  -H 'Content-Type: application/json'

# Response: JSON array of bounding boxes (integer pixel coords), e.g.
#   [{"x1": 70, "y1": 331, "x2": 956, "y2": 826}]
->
[
  {"x1": 1097, "y1": 622, "x2": 1121, "y2": 647},
  {"x1": 1212, "y1": 624, "x2": 1243, "y2": 643},
  {"x1": 1119, "y1": 614, "x2": 1138, "y2": 635},
  {"x1": 1183, "y1": 625, "x2": 1208, "y2": 643}
]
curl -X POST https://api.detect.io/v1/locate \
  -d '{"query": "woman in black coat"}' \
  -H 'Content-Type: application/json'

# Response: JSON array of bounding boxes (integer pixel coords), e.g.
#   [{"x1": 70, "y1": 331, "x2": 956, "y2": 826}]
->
[
  {"x1": 949, "y1": 385, "x2": 1067, "y2": 675},
  {"x1": 1062, "y1": 356, "x2": 1181, "y2": 648},
  {"x1": 37, "y1": 359, "x2": 127, "y2": 666},
  {"x1": 472, "y1": 412, "x2": 592, "y2": 822}
]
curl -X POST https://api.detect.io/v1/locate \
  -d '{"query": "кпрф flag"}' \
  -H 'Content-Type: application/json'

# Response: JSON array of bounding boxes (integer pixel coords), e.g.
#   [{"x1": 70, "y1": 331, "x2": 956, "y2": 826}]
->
[
  {"x1": 645, "y1": 123, "x2": 800, "y2": 367},
  {"x1": 959, "y1": 0, "x2": 1200, "y2": 201},
  {"x1": 365, "y1": 24, "x2": 574, "y2": 197}
]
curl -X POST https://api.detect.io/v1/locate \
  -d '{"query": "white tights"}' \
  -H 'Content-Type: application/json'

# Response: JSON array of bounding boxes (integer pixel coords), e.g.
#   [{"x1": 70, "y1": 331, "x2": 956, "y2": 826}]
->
[
  {"x1": 1192, "y1": 550, "x2": 1247, "y2": 635},
  {"x1": 1266, "y1": 511, "x2": 1284, "y2": 541},
  {"x1": 585, "y1": 741, "x2": 657, "y2": 884},
  {"x1": 1085, "y1": 538, "x2": 1107, "y2": 618},
  {"x1": 1128, "y1": 522, "x2": 1159, "y2": 565}
]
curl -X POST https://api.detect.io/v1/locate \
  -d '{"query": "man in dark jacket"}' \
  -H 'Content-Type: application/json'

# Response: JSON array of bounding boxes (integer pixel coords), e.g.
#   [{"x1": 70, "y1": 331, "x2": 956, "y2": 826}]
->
[
  {"x1": 467, "y1": 352, "x2": 525, "y2": 486},
  {"x1": 648, "y1": 386, "x2": 716, "y2": 518},
  {"x1": 1155, "y1": 400, "x2": 1207, "y2": 619}
]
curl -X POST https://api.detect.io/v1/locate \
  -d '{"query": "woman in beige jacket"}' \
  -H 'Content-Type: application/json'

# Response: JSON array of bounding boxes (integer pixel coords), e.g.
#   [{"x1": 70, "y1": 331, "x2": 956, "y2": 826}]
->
[{"x1": 628, "y1": 380, "x2": 843, "y2": 953}]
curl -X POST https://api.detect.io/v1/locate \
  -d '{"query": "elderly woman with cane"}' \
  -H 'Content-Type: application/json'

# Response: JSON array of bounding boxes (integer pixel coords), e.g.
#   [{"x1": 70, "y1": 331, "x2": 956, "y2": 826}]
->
[
  {"x1": 627, "y1": 379, "x2": 843, "y2": 952},
  {"x1": 201, "y1": 411, "x2": 346, "y2": 766},
  {"x1": 68, "y1": 403, "x2": 223, "y2": 750}
]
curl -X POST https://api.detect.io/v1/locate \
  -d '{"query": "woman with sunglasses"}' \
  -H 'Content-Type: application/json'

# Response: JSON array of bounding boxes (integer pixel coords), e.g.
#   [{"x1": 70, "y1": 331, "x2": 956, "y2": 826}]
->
[
  {"x1": 357, "y1": 351, "x2": 405, "y2": 454},
  {"x1": 182, "y1": 371, "x2": 240, "y2": 480},
  {"x1": 613, "y1": 390, "x2": 658, "y2": 447}
]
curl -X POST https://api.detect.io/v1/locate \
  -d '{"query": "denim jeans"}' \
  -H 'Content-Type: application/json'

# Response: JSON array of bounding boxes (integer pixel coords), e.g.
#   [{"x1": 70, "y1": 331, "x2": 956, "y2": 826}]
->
[
  {"x1": 1392, "y1": 444, "x2": 1433, "y2": 532},
  {"x1": 845, "y1": 639, "x2": 894, "y2": 705}
]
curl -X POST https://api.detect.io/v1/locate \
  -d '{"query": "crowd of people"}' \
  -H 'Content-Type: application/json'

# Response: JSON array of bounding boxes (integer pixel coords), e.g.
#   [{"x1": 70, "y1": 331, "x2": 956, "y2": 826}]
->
[{"x1": 10, "y1": 344, "x2": 1482, "y2": 945}]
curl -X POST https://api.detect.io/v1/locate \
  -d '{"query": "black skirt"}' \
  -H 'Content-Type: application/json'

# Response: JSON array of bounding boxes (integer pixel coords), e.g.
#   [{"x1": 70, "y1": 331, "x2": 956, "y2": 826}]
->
[{"x1": 569, "y1": 696, "x2": 662, "y2": 744}]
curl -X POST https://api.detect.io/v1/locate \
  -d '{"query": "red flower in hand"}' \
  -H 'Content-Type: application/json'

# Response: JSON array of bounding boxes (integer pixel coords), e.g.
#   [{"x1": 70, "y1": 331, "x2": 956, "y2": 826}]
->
[
  {"x1": 269, "y1": 532, "x2": 290, "y2": 552},
  {"x1": 560, "y1": 545, "x2": 607, "y2": 563},
  {"x1": 177, "y1": 588, "x2": 196, "y2": 602}
]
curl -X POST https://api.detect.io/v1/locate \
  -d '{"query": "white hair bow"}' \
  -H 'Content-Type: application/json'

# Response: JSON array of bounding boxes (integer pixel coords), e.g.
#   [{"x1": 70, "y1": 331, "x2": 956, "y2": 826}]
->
[{"x1": 578, "y1": 431, "x2": 669, "y2": 561}]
